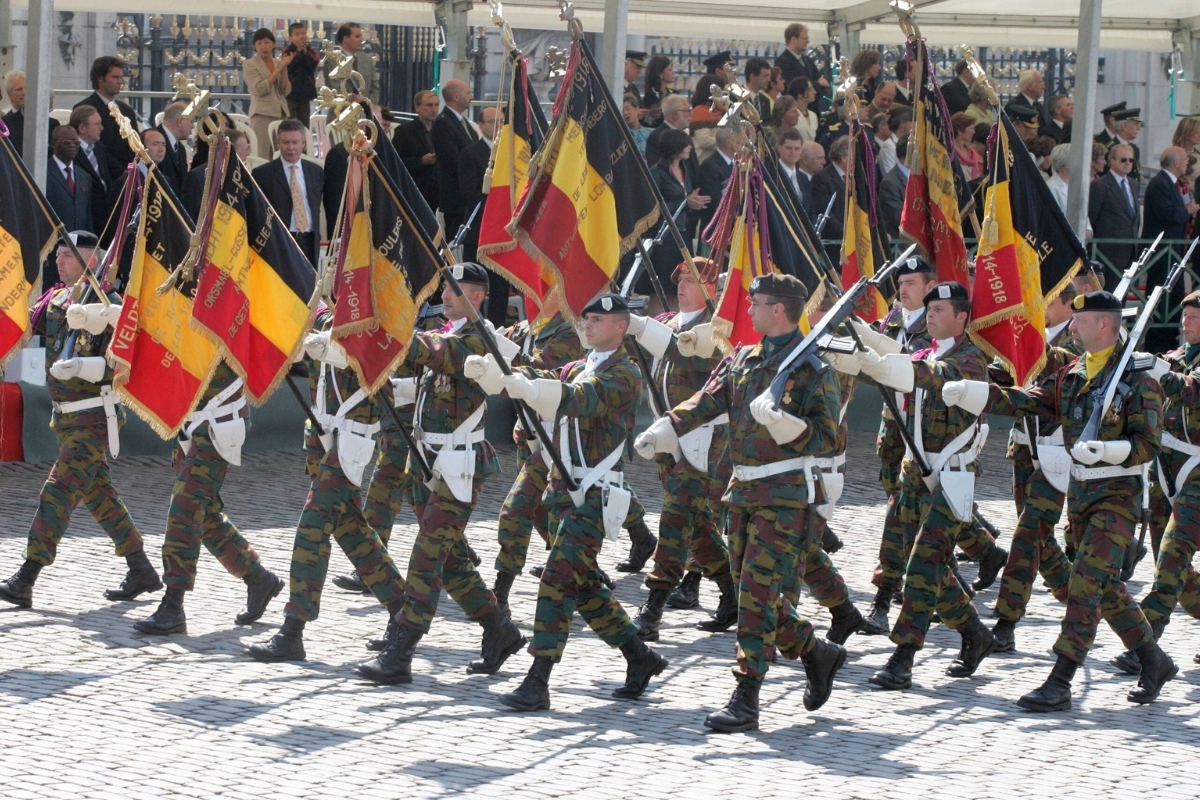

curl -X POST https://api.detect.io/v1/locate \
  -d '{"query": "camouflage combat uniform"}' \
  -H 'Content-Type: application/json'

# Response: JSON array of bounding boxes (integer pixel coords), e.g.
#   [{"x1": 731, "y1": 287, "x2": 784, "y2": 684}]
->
[{"x1": 876, "y1": 306, "x2": 931, "y2": 496}]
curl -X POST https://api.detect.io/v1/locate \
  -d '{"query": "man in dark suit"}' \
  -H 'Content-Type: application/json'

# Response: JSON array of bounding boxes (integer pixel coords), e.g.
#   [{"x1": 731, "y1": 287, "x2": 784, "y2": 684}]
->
[
  {"x1": 456, "y1": 107, "x2": 508, "y2": 326},
  {"x1": 811, "y1": 134, "x2": 850, "y2": 246},
  {"x1": 321, "y1": 139, "x2": 349, "y2": 241},
  {"x1": 182, "y1": 129, "x2": 251, "y2": 225},
  {"x1": 940, "y1": 59, "x2": 975, "y2": 116},
  {"x1": 698, "y1": 127, "x2": 737, "y2": 232},
  {"x1": 73, "y1": 56, "x2": 140, "y2": 180},
  {"x1": 796, "y1": 141, "x2": 826, "y2": 219},
  {"x1": 154, "y1": 101, "x2": 193, "y2": 197},
  {"x1": 1006, "y1": 69, "x2": 1050, "y2": 131},
  {"x1": 46, "y1": 126, "x2": 94, "y2": 234},
  {"x1": 2, "y1": 71, "x2": 59, "y2": 160},
  {"x1": 393, "y1": 89, "x2": 441, "y2": 215},
  {"x1": 775, "y1": 129, "x2": 807, "y2": 212},
  {"x1": 775, "y1": 23, "x2": 826, "y2": 107},
  {"x1": 431, "y1": 78, "x2": 478, "y2": 237},
  {"x1": 1088, "y1": 143, "x2": 1141, "y2": 284},
  {"x1": 68, "y1": 105, "x2": 115, "y2": 235},
  {"x1": 878, "y1": 138, "x2": 910, "y2": 240},
  {"x1": 645, "y1": 95, "x2": 698, "y2": 173},
  {"x1": 252, "y1": 119, "x2": 323, "y2": 268},
  {"x1": 1143, "y1": 147, "x2": 1197, "y2": 242},
  {"x1": 744, "y1": 57, "x2": 774, "y2": 121},
  {"x1": 1041, "y1": 95, "x2": 1073, "y2": 144}
]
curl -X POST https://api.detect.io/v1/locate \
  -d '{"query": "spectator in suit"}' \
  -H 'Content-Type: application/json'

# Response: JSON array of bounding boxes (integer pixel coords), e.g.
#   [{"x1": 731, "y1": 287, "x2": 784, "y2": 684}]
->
[
  {"x1": 73, "y1": 56, "x2": 139, "y2": 179},
  {"x1": 69, "y1": 106, "x2": 114, "y2": 235},
  {"x1": 323, "y1": 23, "x2": 378, "y2": 105},
  {"x1": 776, "y1": 128, "x2": 807, "y2": 211},
  {"x1": 811, "y1": 134, "x2": 850, "y2": 245},
  {"x1": 282, "y1": 22, "x2": 321, "y2": 124},
  {"x1": 1088, "y1": 143, "x2": 1141, "y2": 283},
  {"x1": 1109, "y1": 107, "x2": 1143, "y2": 181},
  {"x1": 243, "y1": 28, "x2": 293, "y2": 160},
  {"x1": 2, "y1": 71, "x2": 59, "y2": 160},
  {"x1": 393, "y1": 89, "x2": 441, "y2": 214},
  {"x1": 431, "y1": 78, "x2": 478, "y2": 237},
  {"x1": 1143, "y1": 147, "x2": 1197, "y2": 242},
  {"x1": 940, "y1": 58, "x2": 975, "y2": 116},
  {"x1": 893, "y1": 56, "x2": 915, "y2": 107},
  {"x1": 1042, "y1": 94, "x2": 1073, "y2": 144},
  {"x1": 182, "y1": 129, "x2": 249, "y2": 224},
  {"x1": 252, "y1": 119, "x2": 323, "y2": 268},
  {"x1": 154, "y1": 101, "x2": 193, "y2": 197},
  {"x1": 698, "y1": 126, "x2": 737, "y2": 231},
  {"x1": 644, "y1": 94, "x2": 692, "y2": 167},
  {"x1": 871, "y1": 113, "x2": 894, "y2": 173},
  {"x1": 797, "y1": 141, "x2": 826, "y2": 219},
  {"x1": 1006, "y1": 69, "x2": 1049, "y2": 130},
  {"x1": 647, "y1": 128, "x2": 708, "y2": 302},
  {"x1": 46, "y1": 126, "x2": 94, "y2": 234},
  {"x1": 774, "y1": 23, "x2": 827, "y2": 108},
  {"x1": 864, "y1": 81, "x2": 897, "y2": 119},
  {"x1": 458, "y1": 107, "x2": 509, "y2": 326},
  {"x1": 878, "y1": 137, "x2": 909, "y2": 240},
  {"x1": 744, "y1": 57, "x2": 774, "y2": 121}
]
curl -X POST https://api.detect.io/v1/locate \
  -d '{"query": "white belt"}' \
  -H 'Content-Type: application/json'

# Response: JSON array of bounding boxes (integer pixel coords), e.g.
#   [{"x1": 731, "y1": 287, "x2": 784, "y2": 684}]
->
[
  {"x1": 417, "y1": 427, "x2": 486, "y2": 447},
  {"x1": 317, "y1": 413, "x2": 381, "y2": 439},
  {"x1": 54, "y1": 386, "x2": 121, "y2": 458},
  {"x1": 53, "y1": 392, "x2": 114, "y2": 413},
  {"x1": 571, "y1": 466, "x2": 623, "y2": 484},
  {"x1": 1162, "y1": 431, "x2": 1200, "y2": 458},
  {"x1": 1070, "y1": 462, "x2": 1144, "y2": 481},
  {"x1": 183, "y1": 379, "x2": 245, "y2": 435},
  {"x1": 733, "y1": 455, "x2": 833, "y2": 483},
  {"x1": 821, "y1": 452, "x2": 847, "y2": 472},
  {"x1": 921, "y1": 426, "x2": 987, "y2": 474}
]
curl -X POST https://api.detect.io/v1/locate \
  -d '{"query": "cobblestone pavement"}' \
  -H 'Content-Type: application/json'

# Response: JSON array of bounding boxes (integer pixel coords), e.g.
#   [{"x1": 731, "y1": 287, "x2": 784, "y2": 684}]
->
[{"x1": 1, "y1": 430, "x2": 1198, "y2": 799}]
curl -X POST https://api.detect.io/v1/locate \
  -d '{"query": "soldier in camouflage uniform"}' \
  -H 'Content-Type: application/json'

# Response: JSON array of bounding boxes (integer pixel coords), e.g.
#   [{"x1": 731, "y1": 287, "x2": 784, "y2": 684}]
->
[
  {"x1": 0, "y1": 234, "x2": 160, "y2": 609},
  {"x1": 1110, "y1": 291, "x2": 1200, "y2": 675},
  {"x1": 245, "y1": 309, "x2": 408, "y2": 661},
  {"x1": 357, "y1": 264, "x2": 523, "y2": 685},
  {"x1": 641, "y1": 274, "x2": 847, "y2": 733},
  {"x1": 945, "y1": 290, "x2": 1177, "y2": 711},
  {"x1": 475, "y1": 293, "x2": 667, "y2": 711},
  {"x1": 991, "y1": 287, "x2": 1080, "y2": 652},
  {"x1": 833, "y1": 282, "x2": 998, "y2": 690}
]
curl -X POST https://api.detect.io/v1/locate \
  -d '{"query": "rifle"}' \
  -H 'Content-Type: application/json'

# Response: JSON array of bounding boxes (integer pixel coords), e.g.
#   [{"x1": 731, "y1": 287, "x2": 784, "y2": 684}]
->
[
  {"x1": 813, "y1": 194, "x2": 837, "y2": 239},
  {"x1": 1110, "y1": 231, "x2": 1165, "y2": 303},
  {"x1": 620, "y1": 199, "x2": 688, "y2": 310}
]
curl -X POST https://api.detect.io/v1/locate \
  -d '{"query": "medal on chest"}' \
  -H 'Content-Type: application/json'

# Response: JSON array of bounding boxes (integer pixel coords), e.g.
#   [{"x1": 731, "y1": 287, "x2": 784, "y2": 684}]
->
[{"x1": 434, "y1": 373, "x2": 453, "y2": 395}]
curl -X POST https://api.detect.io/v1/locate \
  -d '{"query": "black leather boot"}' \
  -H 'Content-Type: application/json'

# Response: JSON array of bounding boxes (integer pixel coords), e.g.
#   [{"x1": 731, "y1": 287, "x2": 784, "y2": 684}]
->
[
  {"x1": 826, "y1": 600, "x2": 865, "y2": 644},
  {"x1": 635, "y1": 589, "x2": 671, "y2": 641},
  {"x1": 1110, "y1": 648, "x2": 1141, "y2": 676},
  {"x1": 367, "y1": 602, "x2": 405, "y2": 651},
  {"x1": 697, "y1": 574, "x2": 738, "y2": 633},
  {"x1": 972, "y1": 545, "x2": 1008, "y2": 591},
  {"x1": 499, "y1": 657, "x2": 553, "y2": 711},
  {"x1": 861, "y1": 587, "x2": 892, "y2": 636},
  {"x1": 946, "y1": 618, "x2": 997, "y2": 677},
  {"x1": 247, "y1": 617, "x2": 307, "y2": 662},
  {"x1": 666, "y1": 572, "x2": 701, "y2": 609},
  {"x1": 992, "y1": 618, "x2": 1017, "y2": 653},
  {"x1": 704, "y1": 682, "x2": 760, "y2": 733},
  {"x1": 869, "y1": 643, "x2": 917, "y2": 690},
  {"x1": 467, "y1": 607, "x2": 526, "y2": 674},
  {"x1": 493, "y1": 571, "x2": 516, "y2": 617},
  {"x1": 134, "y1": 587, "x2": 187, "y2": 635},
  {"x1": 597, "y1": 568, "x2": 615, "y2": 590},
  {"x1": 356, "y1": 624, "x2": 424, "y2": 685},
  {"x1": 528, "y1": 563, "x2": 544, "y2": 578},
  {"x1": 1017, "y1": 655, "x2": 1077, "y2": 712},
  {"x1": 104, "y1": 551, "x2": 163, "y2": 601},
  {"x1": 612, "y1": 637, "x2": 668, "y2": 699},
  {"x1": 466, "y1": 543, "x2": 482, "y2": 567},
  {"x1": 1128, "y1": 642, "x2": 1178, "y2": 704},
  {"x1": 616, "y1": 521, "x2": 657, "y2": 573},
  {"x1": 820, "y1": 526, "x2": 844, "y2": 554},
  {"x1": 0, "y1": 560, "x2": 41, "y2": 609},
  {"x1": 801, "y1": 639, "x2": 847, "y2": 710},
  {"x1": 235, "y1": 565, "x2": 285, "y2": 625},
  {"x1": 332, "y1": 571, "x2": 370, "y2": 594}
]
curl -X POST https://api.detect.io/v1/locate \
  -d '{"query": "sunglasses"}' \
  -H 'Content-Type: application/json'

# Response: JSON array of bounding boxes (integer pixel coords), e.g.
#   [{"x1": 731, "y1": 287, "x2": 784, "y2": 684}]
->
[{"x1": 1114, "y1": 157, "x2": 1134, "y2": 163}]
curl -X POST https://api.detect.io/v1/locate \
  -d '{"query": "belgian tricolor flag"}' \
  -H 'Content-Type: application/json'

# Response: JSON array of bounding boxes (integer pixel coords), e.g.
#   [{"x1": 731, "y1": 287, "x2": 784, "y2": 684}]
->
[
  {"x1": 969, "y1": 113, "x2": 1085, "y2": 386},
  {"x1": 0, "y1": 133, "x2": 58, "y2": 370},
  {"x1": 479, "y1": 54, "x2": 554, "y2": 304},
  {"x1": 900, "y1": 38, "x2": 970, "y2": 286},
  {"x1": 109, "y1": 171, "x2": 221, "y2": 436},
  {"x1": 510, "y1": 38, "x2": 659, "y2": 317},
  {"x1": 713, "y1": 163, "x2": 782, "y2": 352},
  {"x1": 190, "y1": 138, "x2": 319, "y2": 404},
  {"x1": 839, "y1": 121, "x2": 889, "y2": 323}
]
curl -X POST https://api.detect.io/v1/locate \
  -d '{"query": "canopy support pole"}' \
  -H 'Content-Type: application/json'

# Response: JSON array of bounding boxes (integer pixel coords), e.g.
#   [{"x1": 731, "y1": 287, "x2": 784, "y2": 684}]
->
[
  {"x1": 1066, "y1": 0, "x2": 1102, "y2": 244},
  {"x1": 26, "y1": 0, "x2": 53, "y2": 191},
  {"x1": 601, "y1": 0, "x2": 629, "y2": 103}
]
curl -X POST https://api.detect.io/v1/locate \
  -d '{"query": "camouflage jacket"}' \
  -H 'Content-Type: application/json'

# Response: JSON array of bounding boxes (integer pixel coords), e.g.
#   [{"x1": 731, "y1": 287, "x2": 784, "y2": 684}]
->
[
  {"x1": 877, "y1": 306, "x2": 933, "y2": 460},
  {"x1": 669, "y1": 328, "x2": 841, "y2": 508},
  {"x1": 505, "y1": 313, "x2": 583, "y2": 456},
  {"x1": 992, "y1": 324, "x2": 1082, "y2": 458},
  {"x1": 305, "y1": 309, "x2": 385, "y2": 430},
  {"x1": 831, "y1": 367, "x2": 858, "y2": 458},
  {"x1": 379, "y1": 310, "x2": 444, "y2": 433},
  {"x1": 35, "y1": 286, "x2": 124, "y2": 432},
  {"x1": 988, "y1": 350, "x2": 1163, "y2": 516},
  {"x1": 407, "y1": 317, "x2": 495, "y2": 464},
  {"x1": 650, "y1": 308, "x2": 726, "y2": 473},
  {"x1": 1155, "y1": 343, "x2": 1200, "y2": 484}
]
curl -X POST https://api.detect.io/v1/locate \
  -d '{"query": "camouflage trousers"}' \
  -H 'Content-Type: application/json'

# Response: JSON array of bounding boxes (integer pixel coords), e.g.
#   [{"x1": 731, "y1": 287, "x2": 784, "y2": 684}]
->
[
  {"x1": 162, "y1": 428, "x2": 260, "y2": 592},
  {"x1": 646, "y1": 458, "x2": 731, "y2": 592},
  {"x1": 283, "y1": 444, "x2": 406, "y2": 622},
  {"x1": 1011, "y1": 441, "x2": 1036, "y2": 513},
  {"x1": 781, "y1": 513, "x2": 852, "y2": 609},
  {"x1": 1054, "y1": 499, "x2": 1155, "y2": 664},
  {"x1": 362, "y1": 427, "x2": 413, "y2": 546},
  {"x1": 26, "y1": 423, "x2": 143, "y2": 566},
  {"x1": 891, "y1": 483, "x2": 982, "y2": 648},
  {"x1": 395, "y1": 463, "x2": 497, "y2": 634},
  {"x1": 994, "y1": 454, "x2": 1071, "y2": 623},
  {"x1": 528, "y1": 486, "x2": 638, "y2": 661},
  {"x1": 1141, "y1": 480, "x2": 1200, "y2": 638},
  {"x1": 727, "y1": 501, "x2": 818, "y2": 687}
]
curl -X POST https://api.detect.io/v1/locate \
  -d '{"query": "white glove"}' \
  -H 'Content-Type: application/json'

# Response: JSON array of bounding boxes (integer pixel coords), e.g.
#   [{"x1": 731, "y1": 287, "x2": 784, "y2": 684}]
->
[
  {"x1": 390, "y1": 376, "x2": 418, "y2": 407},
  {"x1": 625, "y1": 314, "x2": 648, "y2": 336},
  {"x1": 676, "y1": 322, "x2": 716, "y2": 359},
  {"x1": 1073, "y1": 439, "x2": 1131, "y2": 466},
  {"x1": 463, "y1": 354, "x2": 505, "y2": 395},
  {"x1": 303, "y1": 330, "x2": 349, "y2": 369},
  {"x1": 1070, "y1": 440, "x2": 1105, "y2": 466},
  {"x1": 858, "y1": 349, "x2": 915, "y2": 392},
  {"x1": 66, "y1": 302, "x2": 120, "y2": 334},
  {"x1": 942, "y1": 380, "x2": 991, "y2": 415},
  {"x1": 634, "y1": 416, "x2": 681, "y2": 460},
  {"x1": 630, "y1": 315, "x2": 674, "y2": 359},
  {"x1": 749, "y1": 392, "x2": 808, "y2": 445},
  {"x1": 849, "y1": 319, "x2": 903, "y2": 356},
  {"x1": 502, "y1": 373, "x2": 562, "y2": 420},
  {"x1": 1149, "y1": 358, "x2": 1171, "y2": 382},
  {"x1": 49, "y1": 356, "x2": 107, "y2": 383},
  {"x1": 825, "y1": 350, "x2": 862, "y2": 376}
]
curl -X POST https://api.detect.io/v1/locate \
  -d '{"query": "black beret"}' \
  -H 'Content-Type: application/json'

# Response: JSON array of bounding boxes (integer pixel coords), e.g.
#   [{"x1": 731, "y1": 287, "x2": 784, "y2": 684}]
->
[
  {"x1": 1099, "y1": 101, "x2": 1127, "y2": 117},
  {"x1": 625, "y1": 51, "x2": 647, "y2": 68},
  {"x1": 449, "y1": 262, "x2": 489, "y2": 287},
  {"x1": 581, "y1": 292, "x2": 629, "y2": 315},
  {"x1": 1182, "y1": 290, "x2": 1200, "y2": 310},
  {"x1": 923, "y1": 281, "x2": 969, "y2": 305},
  {"x1": 1112, "y1": 107, "x2": 1141, "y2": 122},
  {"x1": 64, "y1": 230, "x2": 99, "y2": 248},
  {"x1": 702, "y1": 51, "x2": 732, "y2": 73},
  {"x1": 1071, "y1": 291, "x2": 1123, "y2": 312},
  {"x1": 748, "y1": 272, "x2": 808, "y2": 301},
  {"x1": 896, "y1": 255, "x2": 933, "y2": 276}
]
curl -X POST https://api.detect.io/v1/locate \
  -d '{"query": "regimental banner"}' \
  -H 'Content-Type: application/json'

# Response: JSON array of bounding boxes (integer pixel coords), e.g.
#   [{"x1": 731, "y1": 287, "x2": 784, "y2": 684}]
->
[
  {"x1": 190, "y1": 143, "x2": 319, "y2": 404},
  {"x1": 510, "y1": 38, "x2": 659, "y2": 318},
  {"x1": 713, "y1": 166, "x2": 780, "y2": 352},
  {"x1": 840, "y1": 121, "x2": 889, "y2": 323},
  {"x1": 0, "y1": 134, "x2": 58, "y2": 370},
  {"x1": 109, "y1": 171, "x2": 220, "y2": 437},
  {"x1": 761, "y1": 159, "x2": 828, "y2": 304},
  {"x1": 969, "y1": 113, "x2": 1085, "y2": 386},
  {"x1": 900, "y1": 38, "x2": 970, "y2": 286},
  {"x1": 479, "y1": 55, "x2": 555, "y2": 305}
]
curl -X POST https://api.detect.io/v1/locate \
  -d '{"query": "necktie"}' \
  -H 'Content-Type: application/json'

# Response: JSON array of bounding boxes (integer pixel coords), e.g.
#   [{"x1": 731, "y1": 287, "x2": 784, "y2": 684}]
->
[
  {"x1": 65, "y1": 164, "x2": 75, "y2": 195},
  {"x1": 86, "y1": 146, "x2": 102, "y2": 181},
  {"x1": 176, "y1": 142, "x2": 187, "y2": 173},
  {"x1": 290, "y1": 164, "x2": 309, "y2": 232},
  {"x1": 462, "y1": 115, "x2": 478, "y2": 143},
  {"x1": 1123, "y1": 178, "x2": 1135, "y2": 214}
]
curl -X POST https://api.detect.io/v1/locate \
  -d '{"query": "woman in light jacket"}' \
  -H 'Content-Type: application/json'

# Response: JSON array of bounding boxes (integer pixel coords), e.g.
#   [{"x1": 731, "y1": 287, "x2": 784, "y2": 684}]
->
[{"x1": 243, "y1": 28, "x2": 293, "y2": 159}]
